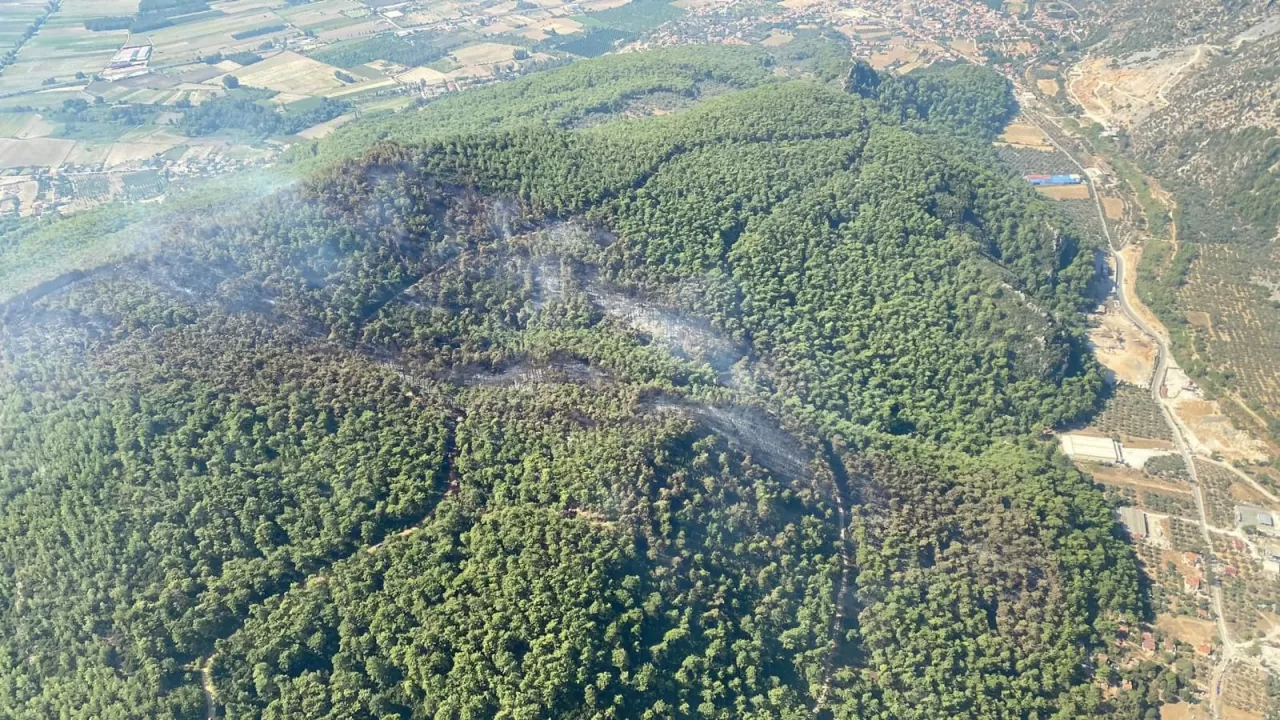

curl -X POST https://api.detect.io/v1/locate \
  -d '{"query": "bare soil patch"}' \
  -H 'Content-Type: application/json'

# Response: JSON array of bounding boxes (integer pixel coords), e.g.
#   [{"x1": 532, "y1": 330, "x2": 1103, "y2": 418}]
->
[
  {"x1": 1088, "y1": 464, "x2": 1192, "y2": 496},
  {"x1": 0, "y1": 137, "x2": 76, "y2": 168},
  {"x1": 1174, "y1": 397, "x2": 1269, "y2": 462},
  {"x1": 1186, "y1": 311, "x2": 1212, "y2": 330},
  {"x1": 762, "y1": 30, "x2": 794, "y2": 47},
  {"x1": 1161, "y1": 701, "x2": 1209, "y2": 720},
  {"x1": 1123, "y1": 437, "x2": 1175, "y2": 450},
  {"x1": 1157, "y1": 614, "x2": 1219, "y2": 647},
  {"x1": 1102, "y1": 195, "x2": 1124, "y2": 220},
  {"x1": 869, "y1": 37, "x2": 919, "y2": 70},
  {"x1": 1229, "y1": 481, "x2": 1270, "y2": 505},
  {"x1": 104, "y1": 140, "x2": 185, "y2": 167},
  {"x1": 1089, "y1": 305, "x2": 1157, "y2": 386},
  {"x1": 235, "y1": 51, "x2": 345, "y2": 95},
  {"x1": 397, "y1": 66, "x2": 449, "y2": 85},
  {"x1": 297, "y1": 113, "x2": 354, "y2": 140},
  {"x1": 1036, "y1": 184, "x2": 1090, "y2": 200},
  {"x1": 1068, "y1": 49, "x2": 1199, "y2": 129},
  {"x1": 1036, "y1": 77, "x2": 1060, "y2": 96},
  {"x1": 997, "y1": 120, "x2": 1053, "y2": 150},
  {"x1": 450, "y1": 42, "x2": 521, "y2": 66}
]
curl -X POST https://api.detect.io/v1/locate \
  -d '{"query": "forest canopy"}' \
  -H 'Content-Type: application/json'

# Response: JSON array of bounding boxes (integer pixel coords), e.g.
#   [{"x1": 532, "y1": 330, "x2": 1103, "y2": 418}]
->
[{"x1": 0, "y1": 47, "x2": 1145, "y2": 719}]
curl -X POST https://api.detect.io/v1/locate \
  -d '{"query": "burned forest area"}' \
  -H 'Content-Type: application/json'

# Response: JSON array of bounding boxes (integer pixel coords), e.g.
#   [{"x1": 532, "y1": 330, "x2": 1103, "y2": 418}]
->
[{"x1": 0, "y1": 48, "x2": 1149, "y2": 720}]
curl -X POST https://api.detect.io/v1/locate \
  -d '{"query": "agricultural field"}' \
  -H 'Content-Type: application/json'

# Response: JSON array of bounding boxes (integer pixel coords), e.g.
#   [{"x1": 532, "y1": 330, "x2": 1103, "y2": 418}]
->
[
  {"x1": 995, "y1": 118, "x2": 1054, "y2": 151},
  {"x1": 145, "y1": 10, "x2": 298, "y2": 65},
  {"x1": 1145, "y1": 454, "x2": 1191, "y2": 482},
  {"x1": 1176, "y1": 242, "x2": 1280, "y2": 425},
  {"x1": 1101, "y1": 194, "x2": 1125, "y2": 219},
  {"x1": 121, "y1": 168, "x2": 164, "y2": 197},
  {"x1": 761, "y1": 29, "x2": 793, "y2": 47},
  {"x1": 1036, "y1": 183, "x2": 1090, "y2": 200},
  {"x1": 1168, "y1": 516, "x2": 1210, "y2": 554},
  {"x1": 1, "y1": 0, "x2": 134, "y2": 92},
  {"x1": 1128, "y1": 522, "x2": 1208, "y2": 621},
  {"x1": 0, "y1": 136, "x2": 75, "y2": 167},
  {"x1": 0, "y1": 112, "x2": 55, "y2": 138},
  {"x1": 995, "y1": 142, "x2": 1079, "y2": 175},
  {"x1": 69, "y1": 172, "x2": 111, "y2": 199},
  {"x1": 1196, "y1": 458, "x2": 1242, "y2": 529},
  {"x1": 449, "y1": 41, "x2": 521, "y2": 66},
  {"x1": 1092, "y1": 462, "x2": 1197, "y2": 517},
  {"x1": 275, "y1": 0, "x2": 365, "y2": 31},
  {"x1": 0, "y1": 0, "x2": 49, "y2": 50},
  {"x1": 233, "y1": 51, "x2": 347, "y2": 95},
  {"x1": 1220, "y1": 663, "x2": 1273, "y2": 718},
  {"x1": 1087, "y1": 381, "x2": 1173, "y2": 441},
  {"x1": 994, "y1": 144, "x2": 1110, "y2": 241},
  {"x1": 0, "y1": 0, "x2": 699, "y2": 209}
]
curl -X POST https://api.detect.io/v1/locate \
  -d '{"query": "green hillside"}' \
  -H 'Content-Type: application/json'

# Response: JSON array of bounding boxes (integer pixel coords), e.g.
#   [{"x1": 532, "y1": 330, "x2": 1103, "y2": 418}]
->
[{"x1": 0, "y1": 48, "x2": 1146, "y2": 719}]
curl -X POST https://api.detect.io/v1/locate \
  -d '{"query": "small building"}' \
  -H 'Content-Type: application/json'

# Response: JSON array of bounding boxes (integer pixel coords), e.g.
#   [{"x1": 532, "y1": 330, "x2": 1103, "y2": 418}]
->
[
  {"x1": 1185, "y1": 575, "x2": 1202, "y2": 593},
  {"x1": 108, "y1": 45, "x2": 151, "y2": 69},
  {"x1": 1141, "y1": 632, "x2": 1156, "y2": 652},
  {"x1": 1236, "y1": 505, "x2": 1277, "y2": 533},
  {"x1": 1059, "y1": 433, "x2": 1122, "y2": 464},
  {"x1": 1261, "y1": 548, "x2": 1280, "y2": 574},
  {"x1": 1118, "y1": 506, "x2": 1148, "y2": 538},
  {"x1": 1025, "y1": 173, "x2": 1084, "y2": 186},
  {"x1": 102, "y1": 44, "x2": 152, "y2": 81}
]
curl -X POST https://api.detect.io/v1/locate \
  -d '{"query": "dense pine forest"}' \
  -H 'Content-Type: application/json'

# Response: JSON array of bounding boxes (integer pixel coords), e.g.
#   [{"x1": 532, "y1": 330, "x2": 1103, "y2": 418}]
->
[{"x1": 0, "y1": 47, "x2": 1148, "y2": 718}]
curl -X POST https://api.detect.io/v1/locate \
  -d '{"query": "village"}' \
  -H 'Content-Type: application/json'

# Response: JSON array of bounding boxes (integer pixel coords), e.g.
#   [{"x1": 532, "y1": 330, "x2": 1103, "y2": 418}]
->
[{"x1": 0, "y1": 0, "x2": 1104, "y2": 218}]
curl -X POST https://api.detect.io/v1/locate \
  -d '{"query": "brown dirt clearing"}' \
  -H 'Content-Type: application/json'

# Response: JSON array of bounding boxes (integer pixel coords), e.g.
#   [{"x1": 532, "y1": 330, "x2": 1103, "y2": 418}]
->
[
  {"x1": 1087, "y1": 464, "x2": 1192, "y2": 496},
  {"x1": 235, "y1": 51, "x2": 345, "y2": 95},
  {"x1": 997, "y1": 120, "x2": 1054, "y2": 150},
  {"x1": 1102, "y1": 195, "x2": 1124, "y2": 220},
  {"x1": 1036, "y1": 184, "x2": 1090, "y2": 200},
  {"x1": 1157, "y1": 614, "x2": 1219, "y2": 647},
  {"x1": 0, "y1": 137, "x2": 76, "y2": 168},
  {"x1": 761, "y1": 30, "x2": 794, "y2": 47},
  {"x1": 1089, "y1": 304, "x2": 1157, "y2": 385},
  {"x1": 1161, "y1": 702, "x2": 1209, "y2": 720},
  {"x1": 450, "y1": 42, "x2": 521, "y2": 66},
  {"x1": 1175, "y1": 398, "x2": 1268, "y2": 462}
]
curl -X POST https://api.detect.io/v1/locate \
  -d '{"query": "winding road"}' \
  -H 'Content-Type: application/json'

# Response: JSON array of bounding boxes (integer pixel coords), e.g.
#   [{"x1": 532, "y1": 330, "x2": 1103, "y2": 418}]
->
[{"x1": 1023, "y1": 105, "x2": 1235, "y2": 718}]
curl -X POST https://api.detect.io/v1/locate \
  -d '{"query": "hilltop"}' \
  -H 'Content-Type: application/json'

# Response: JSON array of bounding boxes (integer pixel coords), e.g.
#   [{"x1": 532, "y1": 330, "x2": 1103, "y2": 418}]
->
[{"x1": 0, "y1": 48, "x2": 1148, "y2": 719}]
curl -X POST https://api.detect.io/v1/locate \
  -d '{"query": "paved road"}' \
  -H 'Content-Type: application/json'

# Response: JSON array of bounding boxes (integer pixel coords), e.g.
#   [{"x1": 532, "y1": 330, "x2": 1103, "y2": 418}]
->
[{"x1": 1023, "y1": 106, "x2": 1233, "y2": 718}]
